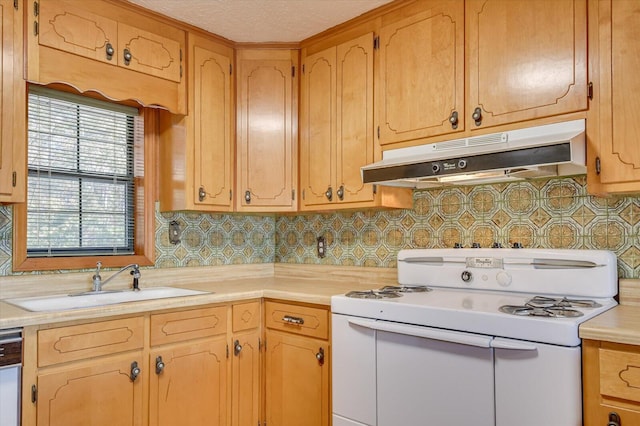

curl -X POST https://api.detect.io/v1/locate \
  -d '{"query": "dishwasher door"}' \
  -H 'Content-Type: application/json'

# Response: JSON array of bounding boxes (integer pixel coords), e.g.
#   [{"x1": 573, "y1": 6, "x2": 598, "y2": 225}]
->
[{"x1": 0, "y1": 329, "x2": 22, "y2": 426}]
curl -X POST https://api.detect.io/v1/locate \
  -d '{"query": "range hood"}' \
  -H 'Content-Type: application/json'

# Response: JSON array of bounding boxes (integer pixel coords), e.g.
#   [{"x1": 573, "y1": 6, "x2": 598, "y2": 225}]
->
[{"x1": 362, "y1": 119, "x2": 586, "y2": 188}]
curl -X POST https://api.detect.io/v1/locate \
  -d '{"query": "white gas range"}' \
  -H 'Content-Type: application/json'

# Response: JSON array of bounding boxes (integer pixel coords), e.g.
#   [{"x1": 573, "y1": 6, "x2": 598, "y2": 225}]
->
[{"x1": 331, "y1": 248, "x2": 618, "y2": 426}]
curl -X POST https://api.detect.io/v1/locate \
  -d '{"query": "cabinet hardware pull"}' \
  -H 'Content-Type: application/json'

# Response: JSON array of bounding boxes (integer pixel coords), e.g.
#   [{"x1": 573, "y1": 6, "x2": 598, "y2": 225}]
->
[
  {"x1": 130, "y1": 361, "x2": 141, "y2": 381},
  {"x1": 13, "y1": 0, "x2": 18, "y2": 10},
  {"x1": 316, "y1": 347, "x2": 325, "y2": 365},
  {"x1": 234, "y1": 340, "x2": 243, "y2": 356},
  {"x1": 245, "y1": 190, "x2": 252, "y2": 203},
  {"x1": 325, "y1": 186, "x2": 333, "y2": 201},
  {"x1": 608, "y1": 412, "x2": 621, "y2": 426},
  {"x1": 337, "y1": 185, "x2": 344, "y2": 201},
  {"x1": 155, "y1": 356, "x2": 165, "y2": 374},
  {"x1": 198, "y1": 186, "x2": 206, "y2": 202},
  {"x1": 595, "y1": 157, "x2": 601, "y2": 175},
  {"x1": 282, "y1": 315, "x2": 304, "y2": 325},
  {"x1": 123, "y1": 48, "x2": 132, "y2": 65},
  {"x1": 105, "y1": 43, "x2": 114, "y2": 61},
  {"x1": 449, "y1": 111, "x2": 459, "y2": 129},
  {"x1": 472, "y1": 107, "x2": 483, "y2": 126}
]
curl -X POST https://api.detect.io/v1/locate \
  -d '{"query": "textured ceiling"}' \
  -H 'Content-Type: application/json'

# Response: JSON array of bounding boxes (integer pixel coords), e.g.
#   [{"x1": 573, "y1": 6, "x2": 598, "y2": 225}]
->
[{"x1": 126, "y1": 0, "x2": 393, "y2": 43}]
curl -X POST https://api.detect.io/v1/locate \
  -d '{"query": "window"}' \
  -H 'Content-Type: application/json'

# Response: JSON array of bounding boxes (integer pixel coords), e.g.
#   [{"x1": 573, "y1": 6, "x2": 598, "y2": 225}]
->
[{"x1": 13, "y1": 86, "x2": 155, "y2": 271}]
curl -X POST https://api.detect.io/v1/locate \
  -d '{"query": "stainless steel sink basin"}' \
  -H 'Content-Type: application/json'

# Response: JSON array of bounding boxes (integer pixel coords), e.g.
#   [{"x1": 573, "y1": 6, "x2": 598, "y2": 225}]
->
[{"x1": 5, "y1": 287, "x2": 210, "y2": 312}]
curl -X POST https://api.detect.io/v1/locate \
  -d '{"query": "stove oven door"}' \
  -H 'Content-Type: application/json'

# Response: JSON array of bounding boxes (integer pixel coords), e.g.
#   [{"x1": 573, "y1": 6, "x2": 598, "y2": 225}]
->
[
  {"x1": 493, "y1": 337, "x2": 582, "y2": 426},
  {"x1": 333, "y1": 314, "x2": 495, "y2": 426}
]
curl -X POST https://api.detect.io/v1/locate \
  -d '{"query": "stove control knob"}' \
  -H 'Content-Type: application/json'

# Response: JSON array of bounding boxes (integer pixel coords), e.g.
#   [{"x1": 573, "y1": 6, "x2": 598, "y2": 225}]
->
[
  {"x1": 461, "y1": 270, "x2": 473, "y2": 283},
  {"x1": 496, "y1": 271, "x2": 512, "y2": 287}
]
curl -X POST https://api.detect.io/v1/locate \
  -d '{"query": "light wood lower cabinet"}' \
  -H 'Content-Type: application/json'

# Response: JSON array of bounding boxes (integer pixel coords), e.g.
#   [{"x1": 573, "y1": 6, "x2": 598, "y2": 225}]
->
[
  {"x1": 264, "y1": 301, "x2": 330, "y2": 426},
  {"x1": 33, "y1": 317, "x2": 146, "y2": 426},
  {"x1": 22, "y1": 299, "x2": 330, "y2": 426},
  {"x1": 149, "y1": 306, "x2": 228, "y2": 426},
  {"x1": 583, "y1": 339, "x2": 640, "y2": 425}
]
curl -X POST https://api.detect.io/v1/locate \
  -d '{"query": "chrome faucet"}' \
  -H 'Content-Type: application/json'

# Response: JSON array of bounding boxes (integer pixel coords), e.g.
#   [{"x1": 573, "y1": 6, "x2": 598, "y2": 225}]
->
[{"x1": 92, "y1": 261, "x2": 141, "y2": 292}]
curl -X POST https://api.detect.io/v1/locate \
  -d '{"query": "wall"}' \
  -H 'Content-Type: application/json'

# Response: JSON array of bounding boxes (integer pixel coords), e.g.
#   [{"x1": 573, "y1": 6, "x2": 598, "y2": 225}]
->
[{"x1": 0, "y1": 176, "x2": 639, "y2": 278}]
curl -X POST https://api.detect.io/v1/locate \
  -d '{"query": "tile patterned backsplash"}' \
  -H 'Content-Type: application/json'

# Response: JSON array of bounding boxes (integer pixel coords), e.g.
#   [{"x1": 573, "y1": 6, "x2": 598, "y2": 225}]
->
[{"x1": 1, "y1": 176, "x2": 639, "y2": 278}]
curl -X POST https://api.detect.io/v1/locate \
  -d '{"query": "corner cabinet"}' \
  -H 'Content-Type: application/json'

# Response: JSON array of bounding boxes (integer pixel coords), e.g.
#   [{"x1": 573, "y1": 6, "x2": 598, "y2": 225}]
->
[
  {"x1": 586, "y1": 0, "x2": 640, "y2": 195},
  {"x1": 0, "y1": 0, "x2": 25, "y2": 203},
  {"x1": 27, "y1": 0, "x2": 186, "y2": 114},
  {"x1": 264, "y1": 301, "x2": 330, "y2": 426},
  {"x1": 159, "y1": 34, "x2": 234, "y2": 212},
  {"x1": 377, "y1": 0, "x2": 588, "y2": 147},
  {"x1": 299, "y1": 32, "x2": 411, "y2": 211},
  {"x1": 583, "y1": 339, "x2": 640, "y2": 425},
  {"x1": 236, "y1": 49, "x2": 298, "y2": 212}
]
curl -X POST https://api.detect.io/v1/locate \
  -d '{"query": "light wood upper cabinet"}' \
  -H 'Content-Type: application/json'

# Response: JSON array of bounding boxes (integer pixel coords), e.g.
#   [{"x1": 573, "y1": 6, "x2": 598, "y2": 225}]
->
[
  {"x1": 300, "y1": 33, "x2": 412, "y2": 211},
  {"x1": 28, "y1": 0, "x2": 186, "y2": 114},
  {"x1": 378, "y1": 1, "x2": 464, "y2": 145},
  {"x1": 466, "y1": 0, "x2": 588, "y2": 130},
  {"x1": 0, "y1": 0, "x2": 25, "y2": 203},
  {"x1": 586, "y1": 0, "x2": 640, "y2": 195},
  {"x1": 159, "y1": 34, "x2": 234, "y2": 212},
  {"x1": 236, "y1": 49, "x2": 298, "y2": 212}
]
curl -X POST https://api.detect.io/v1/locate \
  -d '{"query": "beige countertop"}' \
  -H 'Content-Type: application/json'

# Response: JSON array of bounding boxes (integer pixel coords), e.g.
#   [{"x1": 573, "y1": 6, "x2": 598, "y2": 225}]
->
[{"x1": 0, "y1": 263, "x2": 396, "y2": 329}]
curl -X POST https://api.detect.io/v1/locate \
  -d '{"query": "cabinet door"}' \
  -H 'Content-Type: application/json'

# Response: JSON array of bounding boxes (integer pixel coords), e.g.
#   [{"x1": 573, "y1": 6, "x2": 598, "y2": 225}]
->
[
  {"x1": 192, "y1": 40, "x2": 233, "y2": 210},
  {"x1": 38, "y1": 0, "x2": 118, "y2": 65},
  {"x1": 466, "y1": 0, "x2": 587, "y2": 129},
  {"x1": 237, "y1": 51, "x2": 297, "y2": 211},
  {"x1": 0, "y1": 0, "x2": 25, "y2": 203},
  {"x1": 300, "y1": 46, "x2": 336, "y2": 208},
  {"x1": 586, "y1": 0, "x2": 640, "y2": 193},
  {"x1": 378, "y1": 1, "x2": 464, "y2": 145},
  {"x1": 265, "y1": 331, "x2": 329, "y2": 426},
  {"x1": 118, "y1": 22, "x2": 182, "y2": 83},
  {"x1": 37, "y1": 353, "x2": 144, "y2": 426},
  {"x1": 149, "y1": 338, "x2": 227, "y2": 426},
  {"x1": 336, "y1": 32, "x2": 375, "y2": 205},
  {"x1": 231, "y1": 329, "x2": 261, "y2": 426}
]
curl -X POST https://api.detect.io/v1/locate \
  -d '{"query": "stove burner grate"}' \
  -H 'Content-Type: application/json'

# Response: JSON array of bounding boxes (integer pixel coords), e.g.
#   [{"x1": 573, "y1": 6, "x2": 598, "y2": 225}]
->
[
  {"x1": 525, "y1": 296, "x2": 602, "y2": 309},
  {"x1": 345, "y1": 290, "x2": 402, "y2": 299},
  {"x1": 379, "y1": 285, "x2": 432, "y2": 293},
  {"x1": 499, "y1": 305, "x2": 583, "y2": 318}
]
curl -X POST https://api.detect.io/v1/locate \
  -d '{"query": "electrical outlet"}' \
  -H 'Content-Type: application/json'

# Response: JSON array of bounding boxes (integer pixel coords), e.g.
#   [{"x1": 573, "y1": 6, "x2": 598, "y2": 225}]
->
[
  {"x1": 317, "y1": 236, "x2": 326, "y2": 258},
  {"x1": 169, "y1": 220, "x2": 181, "y2": 245}
]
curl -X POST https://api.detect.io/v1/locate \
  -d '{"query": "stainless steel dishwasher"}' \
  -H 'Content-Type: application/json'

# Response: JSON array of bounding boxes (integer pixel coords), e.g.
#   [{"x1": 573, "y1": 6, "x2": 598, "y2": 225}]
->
[{"x1": 0, "y1": 328, "x2": 22, "y2": 426}]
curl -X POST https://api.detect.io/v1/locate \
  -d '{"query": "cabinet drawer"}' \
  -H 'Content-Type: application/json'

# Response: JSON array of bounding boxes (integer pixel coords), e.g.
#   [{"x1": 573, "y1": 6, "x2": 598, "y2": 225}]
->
[
  {"x1": 151, "y1": 305, "x2": 227, "y2": 346},
  {"x1": 38, "y1": 317, "x2": 144, "y2": 367},
  {"x1": 265, "y1": 301, "x2": 328, "y2": 340},
  {"x1": 600, "y1": 348, "x2": 640, "y2": 403},
  {"x1": 232, "y1": 300, "x2": 261, "y2": 332}
]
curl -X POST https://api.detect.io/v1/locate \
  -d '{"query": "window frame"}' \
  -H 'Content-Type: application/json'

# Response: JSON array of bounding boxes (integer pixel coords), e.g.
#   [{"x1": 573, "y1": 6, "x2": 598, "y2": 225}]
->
[{"x1": 13, "y1": 91, "x2": 156, "y2": 272}]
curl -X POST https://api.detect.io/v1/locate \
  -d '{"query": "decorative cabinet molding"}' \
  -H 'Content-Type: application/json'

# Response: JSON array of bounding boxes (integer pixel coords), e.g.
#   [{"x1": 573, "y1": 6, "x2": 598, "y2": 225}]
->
[
  {"x1": 236, "y1": 49, "x2": 298, "y2": 212},
  {"x1": 28, "y1": 0, "x2": 186, "y2": 114},
  {"x1": 0, "y1": 0, "x2": 26, "y2": 203},
  {"x1": 586, "y1": 0, "x2": 640, "y2": 194}
]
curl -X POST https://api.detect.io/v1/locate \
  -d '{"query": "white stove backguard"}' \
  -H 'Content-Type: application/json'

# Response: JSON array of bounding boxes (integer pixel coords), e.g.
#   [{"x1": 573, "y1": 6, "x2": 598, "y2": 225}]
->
[{"x1": 397, "y1": 248, "x2": 618, "y2": 298}]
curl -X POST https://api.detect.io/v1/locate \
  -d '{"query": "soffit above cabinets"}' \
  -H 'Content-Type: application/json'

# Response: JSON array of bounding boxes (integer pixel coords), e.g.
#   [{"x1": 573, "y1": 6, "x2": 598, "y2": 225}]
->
[{"x1": 125, "y1": 0, "x2": 393, "y2": 42}]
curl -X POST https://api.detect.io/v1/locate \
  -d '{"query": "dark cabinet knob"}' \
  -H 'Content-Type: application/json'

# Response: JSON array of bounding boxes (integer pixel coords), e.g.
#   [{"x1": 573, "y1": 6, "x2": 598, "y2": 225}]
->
[
  {"x1": 337, "y1": 185, "x2": 344, "y2": 201},
  {"x1": 325, "y1": 187, "x2": 333, "y2": 201},
  {"x1": 244, "y1": 190, "x2": 251, "y2": 203},
  {"x1": 316, "y1": 347, "x2": 325, "y2": 365},
  {"x1": 123, "y1": 48, "x2": 132, "y2": 65},
  {"x1": 608, "y1": 412, "x2": 621, "y2": 426},
  {"x1": 472, "y1": 107, "x2": 483, "y2": 126},
  {"x1": 155, "y1": 356, "x2": 165, "y2": 374},
  {"x1": 105, "y1": 43, "x2": 114, "y2": 60},
  {"x1": 449, "y1": 111, "x2": 459, "y2": 129},
  {"x1": 130, "y1": 361, "x2": 141, "y2": 381},
  {"x1": 198, "y1": 186, "x2": 206, "y2": 202},
  {"x1": 234, "y1": 340, "x2": 243, "y2": 356}
]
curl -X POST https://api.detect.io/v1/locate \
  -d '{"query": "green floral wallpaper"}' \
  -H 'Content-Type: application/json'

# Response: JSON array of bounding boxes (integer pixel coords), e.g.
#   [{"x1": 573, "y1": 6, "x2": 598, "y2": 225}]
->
[{"x1": 1, "y1": 176, "x2": 639, "y2": 278}]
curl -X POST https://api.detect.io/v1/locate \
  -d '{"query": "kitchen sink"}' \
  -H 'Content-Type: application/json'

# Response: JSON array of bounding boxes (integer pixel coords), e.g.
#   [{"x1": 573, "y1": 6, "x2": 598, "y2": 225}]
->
[{"x1": 5, "y1": 287, "x2": 210, "y2": 312}]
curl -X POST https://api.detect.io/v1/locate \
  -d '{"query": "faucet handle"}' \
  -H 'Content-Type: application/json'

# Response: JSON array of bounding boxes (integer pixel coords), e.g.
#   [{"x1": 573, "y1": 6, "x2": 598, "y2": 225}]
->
[
  {"x1": 130, "y1": 264, "x2": 140, "y2": 291},
  {"x1": 94, "y1": 261, "x2": 102, "y2": 277}
]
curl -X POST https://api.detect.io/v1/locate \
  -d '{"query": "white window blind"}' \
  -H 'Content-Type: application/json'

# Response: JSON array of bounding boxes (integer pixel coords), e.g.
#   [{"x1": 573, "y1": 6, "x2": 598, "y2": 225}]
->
[{"x1": 27, "y1": 86, "x2": 143, "y2": 257}]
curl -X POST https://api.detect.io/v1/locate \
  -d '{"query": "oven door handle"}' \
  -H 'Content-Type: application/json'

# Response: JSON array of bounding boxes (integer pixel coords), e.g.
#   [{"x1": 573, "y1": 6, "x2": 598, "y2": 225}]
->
[
  {"x1": 490, "y1": 338, "x2": 538, "y2": 351},
  {"x1": 347, "y1": 318, "x2": 493, "y2": 348}
]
